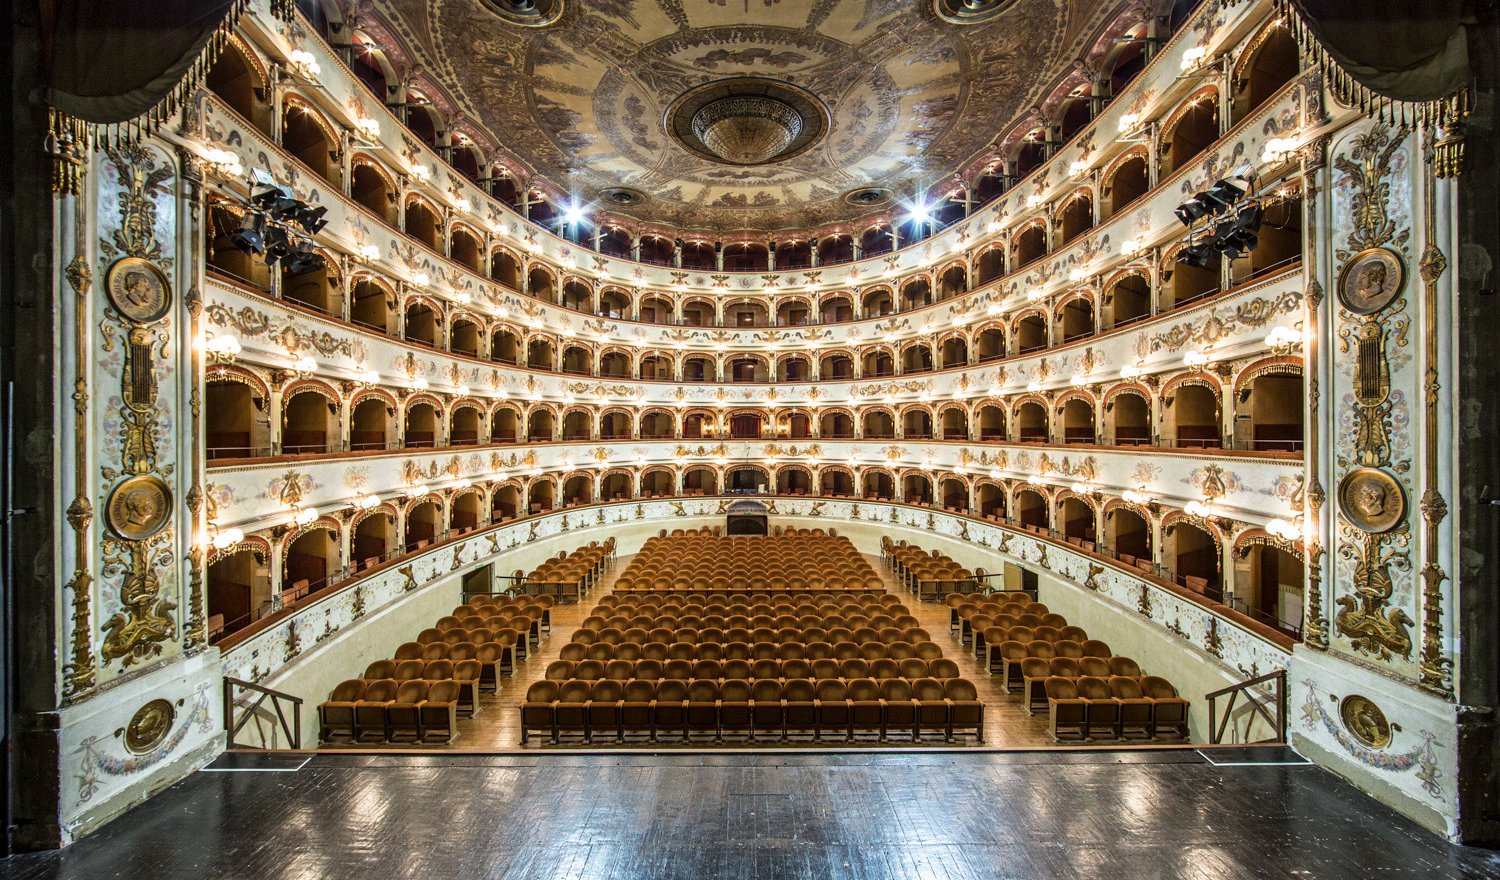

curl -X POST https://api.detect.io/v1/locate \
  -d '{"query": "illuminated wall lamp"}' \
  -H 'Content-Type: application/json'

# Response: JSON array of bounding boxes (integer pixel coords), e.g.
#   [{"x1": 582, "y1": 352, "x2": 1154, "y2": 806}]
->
[
  {"x1": 202, "y1": 148, "x2": 243, "y2": 179},
  {"x1": 1265, "y1": 517, "x2": 1302, "y2": 541},
  {"x1": 292, "y1": 507, "x2": 319, "y2": 526},
  {"x1": 209, "y1": 527, "x2": 244, "y2": 551},
  {"x1": 291, "y1": 355, "x2": 319, "y2": 376},
  {"x1": 1121, "y1": 489, "x2": 1153, "y2": 505},
  {"x1": 203, "y1": 334, "x2": 241, "y2": 363},
  {"x1": 287, "y1": 49, "x2": 321, "y2": 79},
  {"x1": 1183, "y1": 349, "x2": 1210, "y2": 370},
  {"x1": 1264, "y1": 325, "x2": 1304, "y2": 355},
  {"x1": 354, "y1": 117, "x2": 380, "y2": 143},
  {"x1": 353, "y1": 495, "x2": 381, "y2": 510},
  {"x1": 1183, "y1": 499, "x2": 1213, "y2": 518}
]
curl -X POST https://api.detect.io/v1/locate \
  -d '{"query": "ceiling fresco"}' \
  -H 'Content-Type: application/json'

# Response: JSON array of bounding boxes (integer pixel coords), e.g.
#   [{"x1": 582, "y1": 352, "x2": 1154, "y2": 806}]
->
[{"x1": 372, "y1": 0, "x2": 1131, "y2": 233}]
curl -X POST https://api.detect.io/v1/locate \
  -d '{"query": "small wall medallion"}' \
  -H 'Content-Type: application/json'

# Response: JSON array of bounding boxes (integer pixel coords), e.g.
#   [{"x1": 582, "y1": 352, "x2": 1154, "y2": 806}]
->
[
  {"x1": 124, "y1": 698, "x2": 176, "y2": 753},
  {"x1": 1339, "y1": 694, "x2": 1392, "y2": 749},
  {"x1": 106, "y1": 474, "x2": 173, "y2": 541},
  {"x1": 1337, "y1": 247, "x2": 1404, "y2": 316},
  {"x1": 1338, "y1": 467, "x2": 1405, "y2": 534},
  {"x1": 105, "y1": 257, "x2": 172, "y2": 325}
]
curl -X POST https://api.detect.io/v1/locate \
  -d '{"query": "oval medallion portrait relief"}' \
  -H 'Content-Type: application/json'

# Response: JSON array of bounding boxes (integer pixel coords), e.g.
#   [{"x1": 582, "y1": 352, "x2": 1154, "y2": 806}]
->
[
  {"x1": 1337, "y1": 247, "x2": 1404, "y2": 316},
  {"x1": 1337, "y1": 467, "x2": 1405, "y2": 534},
  {"x1": 106, "y1": 475, "x2": 173, "y2": 541},
  {"x1": 1339, "y1": 694, "x2": 1392, "y2": 749},
  {"x1": 105, "y1": 256, "x2": 172, "y2": 324}
]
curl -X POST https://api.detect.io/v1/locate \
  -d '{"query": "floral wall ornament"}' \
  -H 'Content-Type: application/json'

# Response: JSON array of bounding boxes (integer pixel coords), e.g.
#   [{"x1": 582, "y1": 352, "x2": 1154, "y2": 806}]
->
[{"x1": 1334, "y1": 521, "x2": 1414, "y2": 661}]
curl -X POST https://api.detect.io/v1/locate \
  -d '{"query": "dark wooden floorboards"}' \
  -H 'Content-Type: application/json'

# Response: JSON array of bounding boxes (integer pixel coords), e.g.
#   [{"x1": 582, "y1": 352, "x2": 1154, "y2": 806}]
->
[{"x1": 3, "y1": 750, "x2": 1496, "y2": 879}]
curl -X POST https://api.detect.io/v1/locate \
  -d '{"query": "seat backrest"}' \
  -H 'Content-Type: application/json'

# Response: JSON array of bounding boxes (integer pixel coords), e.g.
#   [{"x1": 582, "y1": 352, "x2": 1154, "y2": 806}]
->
[
  {"x1": 783, "y1": 678, "x2": 816, "y2": 702},
  {"x1": 1109, "y1": 675, "x2": 1144, "y2": 698},
  {"x1": 558, "y1": 679, "x2": 592, "y2": 703},
  {"x1": 331, "y1": 679, "x2": 365, "y2": 701},
  {"x1": 945, "y1": 678, "x2": 978, "y2": 701},
  {"x1": 572, "y1": 659, "x2": 605, "y2": 680},
  {"x1": 525, "y1": 680, "x2": 560, "y2": 702},
  {"x1": 1044, "y1": 676, "x2": 1078, "y2": 699},
  {"x1": 1140, "y1": 675, "x2": 1178, "y2": 698},
  {"x1": 591, "y1": 680, "x2": 623, "y2": 702},
  {"x1": 545, "y1": 660, "x2": 574, "y2": 680},
  {"x1": 605, "y1": 659, "x2": 635, "y2": 680},
  {"x1": 1000, "y1": 640, "x2": 1029, "y2": 661},
  {"x1": 1026, "y1": 640, "x2": 1056, "y2": 660},
  {"x1": 881, "y1": 678, "x2": 912, "y2": 701},
  {"x1": 585, "y1": 643, "x2": 613, "y2": 662},
  {"x1": 655, "y1": 679, "x2": 688, "y2": 702},
  {"x1": 928, "y1": 658, "x2": 960, "y2": 679},
  {"x1": 1082, "y1": 639, "x2": 1112, "y2": 657},
  {"x1": 1054, "y1": 639, "x2": 1083, "y2": 658},
  {"x1": 912, "y1": 678, "x2": 946, "y2": 700},
  {"x1": 423, "y1": 660, "x2": 454, "y2": 680},
  {"x1": 1109, "y1": 656, "x2": 1143, "y2": 677},
  {"x1": 364, "y1": 659, "x2": 397, "y2": 679},
  {"x1": 783, "y1": 658, "x2": 813, "y2": 679},
  {"x1": 687, "y1": 679, "x2": 720, "y2": 701},
  {"x1": 394, "y1": 678, "x2": 429, "y2": 703},
  {"x1": 1021, "y1": 657, "x2": 1051, "y2": 678},
  {"x1": 720, "y1": 679, "x2": 751, "y2": 702},
  {"x1": 815, "y1": 679, "x2": 846, "y2": 701},
  {"x1": 847, "y1": 678, "x2": 880, "y2": 701},
  {"x1": 623, "y1": 680, "x2": 657, "y2": 702},
  {"x1": 1077, "y1": 676, "x2": 1112, "y2": 699},
  {"x1": 394, "y1": 642, "x2": 424, "y2": 660},
  {"x1": 898, "y1": 658, "x2": 928, "y2": 679},
  {"x1": 1079, "y1": 656, "x2": 1112, "y2": 677},
  {"x1": 1049, "y1": 657, "x2": 1080, "y2": 678},
  {"x1": 751, "y1": 679, "x2": 782, "y2": 701}
]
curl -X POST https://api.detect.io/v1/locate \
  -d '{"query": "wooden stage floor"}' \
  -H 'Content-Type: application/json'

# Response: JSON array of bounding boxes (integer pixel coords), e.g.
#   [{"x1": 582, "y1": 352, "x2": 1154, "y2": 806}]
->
[{"x1": 5, "y1": 749, "x2": 1495, "y2": 878}]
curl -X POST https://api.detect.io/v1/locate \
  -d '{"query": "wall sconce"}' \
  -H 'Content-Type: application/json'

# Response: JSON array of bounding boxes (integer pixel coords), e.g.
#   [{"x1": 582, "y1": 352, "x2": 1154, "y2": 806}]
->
[
  {"x1": 357, "y1": 368, "x2": 381, "y2": 386},
  {"x1": 1119, "y1": 362, "x2": 1142, "y2": 380},
  {"x1": 353, "y1": 495, "x2": 381, "y2": 510},
  {"x1": 1261, "y1": 136, "x2": 1299, "y2": 165},
  {"x1": 411, "y1": 376, "x2": 429, "y2": 390},
  {"x1": 202, "y1": 148, "x2": 244, "y2": 179},
  {"x1": 456, "y1": 384, "x2": 471, "y2": 397},
  {"x1": 455, "y1": 197, "x2": 472, "y2": 213},
  {"x1": 411, "y1": 164, "x2": 433, "y2": 183},
  {"x1": 1265, "y1": 517, "x2": 1302, "y2": 541},
  {"x1": 1264, "y1": 325, "x2": 1304, "y2": 356},
  {"x1": 413, "y1": 272, "x2": 431, "y2": 287},
  {"x1": 1026, "y1": 380, "x2": 1042, "y2": 392},
  {"x1": 1179, "y1": 45, "x2": 1209, "y2": 71},
  {"x1": 292, "y1": 507, "x2": 319, "y2": 526},
  {"x1": 1025, "y1": 287, "x2": 1044, "y2": 302},
  {"x1": 360, "y1": 244, "x2": 381, "y2": 262},
  {"x1": 1120, "y1": 238, "x2": 1143, "y2": 258},
  {"x1": 1069, "y1": 266, "x2": 1089, "y2": 282},
  {"x1": 1117, "y1": 112, "x2": 1141, "y2": 134},
  {"x1": 1025, "y1": 194, "x2": 1043, "y2": 209},
  {"x1": 1182, "y1": 349, "x2": 1210, "y2": 371},
  {"x1": 354, "y1": 116, "x2": 380, "y2": 143},
  {"x1": 209, "y1": 527, "x2": 244, "y2": 551},
  {"x1": 291, "y1": 355, "x2": 318, "y2": 377},
  {"x1": 1068, "y1": 159, "x2": 1088, "y2": 177},
  {"x1": 1070, "y1": 374, "x2": 1087, "y2": 387},
  {"x1": 1122, "y1": 489, "x2": 1154, "y2": 505},
  {"x1": 287, "y1": 49, "x2": 322, "y2": 80},
  {"x1": 203, "y1": 334, "x2": 241, "y2": 363},
  {"x1": 1183, "y1": 499, "x2": 1213, "y2": 518}
]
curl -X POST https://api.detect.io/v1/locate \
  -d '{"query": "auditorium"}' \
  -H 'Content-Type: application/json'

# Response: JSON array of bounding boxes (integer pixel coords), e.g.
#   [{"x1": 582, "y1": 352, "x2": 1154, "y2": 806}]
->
[{"x1": 1, "y1": 0, "x2": 1498, "y2": 876}]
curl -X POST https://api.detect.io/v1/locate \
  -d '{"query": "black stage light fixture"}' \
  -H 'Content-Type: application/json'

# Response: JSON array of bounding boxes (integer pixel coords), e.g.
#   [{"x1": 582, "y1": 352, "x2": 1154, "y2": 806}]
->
[
  {"x1": 1203, "y1": 172, "x2": 1253, "y2": 208},
  {"x1": 1175, "y1": 196, "x2": 1211, "y2": 226},
  {"x1": 293, "y1": 204, "x2": 329, "y2": 234},
  {"x1": 1211, "y1": 202, "x2": 1263, "y2": 259},
  {"x1": 281, "y1": 247, "x2": 325, "y2": 275},
  {"x1": 230, "y1": 212, "x2": 266, "y2": 255},
  {"x1": 1177, "y1": 239, "x2": 1218, "y2": 268},
  {"x1": 262, "y1": 225, "x2": 294, "y2": 265}
]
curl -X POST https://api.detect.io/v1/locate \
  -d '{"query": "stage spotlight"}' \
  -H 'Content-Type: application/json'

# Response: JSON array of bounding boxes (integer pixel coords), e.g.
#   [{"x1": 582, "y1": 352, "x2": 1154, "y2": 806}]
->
[
  {"x1": 1176, "y1": 239, "x2": 1218, "y2": 268},
  {"x1": 1211, "y1": 202, "x2": 1263, "y2": 259},
  {"x1": 293, "y1": 204, "x2": 329, "y2": 234},
  {"x1": 282, "y1": 247, "x2": 325, "y2": 275},
  {"x1": 1175, "y1": 196, "x2": 1211, "y2": 226},
  {"x1": 230, "y1": 212, "x2": 266, "y2": 255}
]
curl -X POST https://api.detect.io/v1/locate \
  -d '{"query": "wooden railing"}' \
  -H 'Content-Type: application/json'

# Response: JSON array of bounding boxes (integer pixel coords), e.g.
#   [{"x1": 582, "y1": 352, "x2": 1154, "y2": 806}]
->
[
  {"x1": 1207, "y1": 669, "x2": 1287, "y2": 745},
  {"x1": 224, "y1": 677, "x2": 303, "y2": 750}
]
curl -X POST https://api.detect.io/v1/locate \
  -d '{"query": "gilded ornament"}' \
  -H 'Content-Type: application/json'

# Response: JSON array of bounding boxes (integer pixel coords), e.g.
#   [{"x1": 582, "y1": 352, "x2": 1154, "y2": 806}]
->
[
  {"x1": 1337, "y1": 248, "x2": 1404, "y2": 315},
  {"x1": 1334, "y1": 523, "x2": 1413, "y2": 662},
  {"x1": 1337, "y1": 468, "x2": 1405, "y2": 534},
  {"x1": 106, "y1": 475, "x2": 173, "y2": 541},
  {"x1": 123, "y1": 699, "x2": 176, "y2": 753},
  {"x1": 105, "y1": 257, "x2": 172, "y2": 325},
  {"x1": 1338, "y1": 695, "x2": 1392, "y2": 749}
]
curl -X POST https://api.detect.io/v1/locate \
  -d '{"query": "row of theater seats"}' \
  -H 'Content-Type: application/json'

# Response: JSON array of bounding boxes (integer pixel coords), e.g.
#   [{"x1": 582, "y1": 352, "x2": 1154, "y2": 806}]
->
[
  {"x1": 317, "y1": 574, "x2": 575, "y2": 744},
  {"x1": 614, "y1": 532, "x2": 881, "y2": 591},
  {"x1": 320, "y1": 677, "x2": 465, "y2": 744},
  {"x1": 883, "y1": 538, "x2": 982, "y2": 600},
  {"x1": 914, "y1": 562, "x2": 1195, "y2": 743},
  {"x1": 593, "y1": 593, "x2": 908, "y2": 611},
  {"x1": 542, "y1": 657, "x2": 965, "y2": 682},
  {"x1": 557, "y1": 640, "x2": 945, "y2": 663},
  {"x1": 512, "y1": 538, "x2": 616, "y2": 602},
  {"x1": 521, "y1": 677, "x2": 983, "y2": 743},
  {"x1": 1046, "y1": 675, "x2": 1189, "y2": 741},
  {"x1": 572, "y1": 626, "x2": 933, "y2": 646}
]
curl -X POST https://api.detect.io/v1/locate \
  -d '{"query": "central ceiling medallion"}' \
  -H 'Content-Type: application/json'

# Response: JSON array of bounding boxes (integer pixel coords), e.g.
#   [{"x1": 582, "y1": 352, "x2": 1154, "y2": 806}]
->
[{"x1": 667, "y1": 78, "x2": 829, "y2": 167}]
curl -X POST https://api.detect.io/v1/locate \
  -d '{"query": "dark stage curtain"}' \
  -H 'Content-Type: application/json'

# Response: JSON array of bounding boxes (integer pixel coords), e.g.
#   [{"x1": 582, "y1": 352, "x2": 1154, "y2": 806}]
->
[
  {"x1": 1278, "y1": 0, "x2": 1471, "y2": 118},
  {"x1": 41, "y1": 0, "x2": 257, "y2": 128}
]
